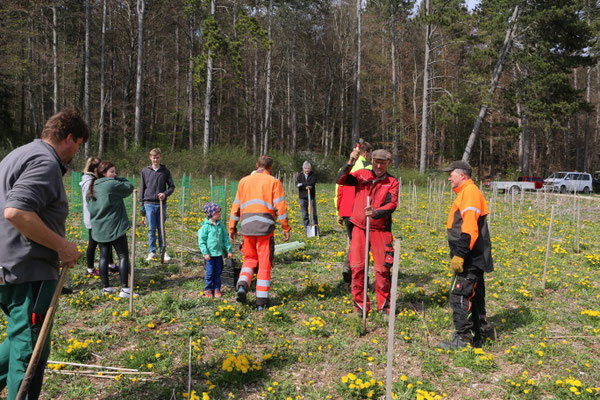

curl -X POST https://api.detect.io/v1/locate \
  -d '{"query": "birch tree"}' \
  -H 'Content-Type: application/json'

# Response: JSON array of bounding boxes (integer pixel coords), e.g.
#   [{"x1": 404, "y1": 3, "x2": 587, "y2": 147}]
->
[{"x1": 134, "y1": 0, "x2": 145, "y2": 147}]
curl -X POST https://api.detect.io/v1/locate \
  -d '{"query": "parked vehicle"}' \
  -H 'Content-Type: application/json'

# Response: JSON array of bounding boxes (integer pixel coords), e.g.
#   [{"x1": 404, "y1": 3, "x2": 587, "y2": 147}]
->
[
  {"x1": 518, "y1": 176, "x2": 544, "y2": 189},
  {"x1": 490, "y1": 180, "x2": 535, "y2": 194},
  {"x1": 544, "y1": 172, "x2": 593, "y2": 194}
]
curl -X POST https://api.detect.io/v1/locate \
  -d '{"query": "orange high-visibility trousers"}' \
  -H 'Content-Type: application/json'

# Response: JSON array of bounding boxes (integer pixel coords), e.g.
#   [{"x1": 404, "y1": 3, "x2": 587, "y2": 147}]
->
[{"x1": 236, "y1": 234, "x2": 274, "y2": 306}]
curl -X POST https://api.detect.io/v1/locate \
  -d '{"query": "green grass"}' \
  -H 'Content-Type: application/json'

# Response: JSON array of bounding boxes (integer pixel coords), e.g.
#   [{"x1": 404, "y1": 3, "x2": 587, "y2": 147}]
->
[{"x1": 8, "y1": 176, "x2": 600, "y2": 399}]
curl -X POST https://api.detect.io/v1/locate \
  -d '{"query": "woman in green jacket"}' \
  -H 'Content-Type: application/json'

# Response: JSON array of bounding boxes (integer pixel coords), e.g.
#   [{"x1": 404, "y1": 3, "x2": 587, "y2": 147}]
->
[{"x1": 87, "y1": 161, "x2": 135, "y2": 298}]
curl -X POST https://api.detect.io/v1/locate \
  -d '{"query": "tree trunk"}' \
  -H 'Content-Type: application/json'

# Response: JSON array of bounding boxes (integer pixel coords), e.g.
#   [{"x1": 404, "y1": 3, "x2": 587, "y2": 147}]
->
[
  {"x1": 390, "y1": 4, "x2": 398, "y2": 167},
  {"x1": 203, "y1": 0, "x2": 215, "y2": 157},
  {"x1": 52, "y1": 6, "x2": 58, "y2": 115},
  {"x1": 98, "y1": 0, "x2": 107, "y2": 157},
  {"x1": 84, "y1": 0, "x2": 91, "y2": 157},
  {"x1": 419, "y1": 0, "x2": 430, "y2": 173},
  {"x1": 134, "y1": 0, "x2": 145, "y2": 147},
  {"x1": 252, "y1": 45, "x2": 258, "y2": 156},
  {"x1": 28, "y1": 16, "x2": 38, "y2": 137},
  {"x1": 187, "y1": 16, "x2": 194, "y2": 149},
  {"x1": 262, "y1": 0, "x2": 273, "y2": 154},
  {"x1": 351, "y1": 0, "x2": 361, "y2": 145},
  {"x1": 290, "y1": 41, "x2": 297, "y2": 153},
  {"x1": 172, "y1": 13, "x2": 180, "y2": 151},
  {"x1": 463, "y1": 5, "x2": 519, "y2": 163}
]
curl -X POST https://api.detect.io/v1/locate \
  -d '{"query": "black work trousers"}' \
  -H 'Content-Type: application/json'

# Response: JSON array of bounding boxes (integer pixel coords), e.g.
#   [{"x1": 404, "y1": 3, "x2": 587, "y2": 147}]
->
[{"x1": 450, "y1": 266, "x2": 486, "y2": 343}]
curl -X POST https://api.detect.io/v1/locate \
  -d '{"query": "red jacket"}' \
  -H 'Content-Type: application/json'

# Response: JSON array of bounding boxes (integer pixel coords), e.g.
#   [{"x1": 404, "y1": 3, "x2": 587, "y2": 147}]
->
[
  {"x1": 336, "y1": 164, "x2": 399, "y2": 231},
  {"x1": 335, "y1": 156, "x2": 371, "y2": 217}
]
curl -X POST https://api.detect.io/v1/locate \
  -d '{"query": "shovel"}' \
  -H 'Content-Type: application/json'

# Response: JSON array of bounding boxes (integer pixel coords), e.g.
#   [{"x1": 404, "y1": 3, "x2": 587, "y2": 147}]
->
[
  {"x1": 305, "y1": 187, "x2": 318, "y2": 237},
  {"x1": 159, "y1": 197, "x2": 167, "y2": 263}
]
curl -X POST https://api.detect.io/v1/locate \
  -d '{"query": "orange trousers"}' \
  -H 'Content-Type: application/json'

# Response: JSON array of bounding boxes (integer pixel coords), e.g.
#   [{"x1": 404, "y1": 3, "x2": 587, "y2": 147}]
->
[{"x1": 236, "y1": 234, "x2": 274, "y2": 306}]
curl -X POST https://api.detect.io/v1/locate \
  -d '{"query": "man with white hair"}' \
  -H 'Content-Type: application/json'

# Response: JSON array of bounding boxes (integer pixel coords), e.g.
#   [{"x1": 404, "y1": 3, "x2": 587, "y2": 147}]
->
[{"x1": 296, "y1": 161, "x2": 318, "y2": 233}]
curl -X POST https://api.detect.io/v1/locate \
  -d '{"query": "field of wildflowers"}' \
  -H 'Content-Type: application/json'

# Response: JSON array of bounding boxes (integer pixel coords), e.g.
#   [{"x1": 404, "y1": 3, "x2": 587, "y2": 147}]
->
[{"x1": 7, "y1": 175, "x2": 600, "y2": 399}]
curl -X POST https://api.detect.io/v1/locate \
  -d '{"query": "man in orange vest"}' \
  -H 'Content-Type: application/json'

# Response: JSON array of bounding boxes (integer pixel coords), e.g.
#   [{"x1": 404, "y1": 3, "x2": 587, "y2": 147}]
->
[
  {"x1": 229, "y1": 155, "x2": 291, "y2": 310},
  {"x1": 438, "y1": 160, "x2": 493, "y2": 350}
]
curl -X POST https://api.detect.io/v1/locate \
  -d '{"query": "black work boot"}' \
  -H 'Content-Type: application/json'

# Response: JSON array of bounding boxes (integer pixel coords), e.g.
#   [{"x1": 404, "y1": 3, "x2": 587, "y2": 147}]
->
[
  {"x1": 256, "y1": 299, "x2": 270, "y2": 311},
  {"x1": 437, "y1": 334, "x2": 470, "y2": 350},
  {"x1": 236, "y1": 285, "x2": 247, "y2": 303},
  {"x1": 342, "y1": 264, "x2": 352, "y2": 284}
]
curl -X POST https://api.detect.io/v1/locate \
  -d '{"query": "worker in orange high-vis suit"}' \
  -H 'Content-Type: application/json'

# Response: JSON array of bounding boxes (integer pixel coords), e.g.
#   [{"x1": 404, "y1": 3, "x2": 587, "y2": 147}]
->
[
  {"x1": 229, "y1": 155, "x2": 291, "y2": 310},
  {"x1": 438, "y1": 160, "x2": 493, "y2": 350}
]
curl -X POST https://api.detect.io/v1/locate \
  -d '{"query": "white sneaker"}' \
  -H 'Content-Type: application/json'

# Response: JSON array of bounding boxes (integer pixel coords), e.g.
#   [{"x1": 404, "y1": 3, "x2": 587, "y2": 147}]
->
[
  {"x1": 119, "y1": 287, "x2": 138, "y2": 298},
  {"x1": 163, "y1": 252, "x2": 171, "y2": 262},
  {"x1": 102, "y1": 287, "x2": 117, "y2": 295},
  {"x1": 146, "y1": 252, "x2": 156, "y2": 261}
]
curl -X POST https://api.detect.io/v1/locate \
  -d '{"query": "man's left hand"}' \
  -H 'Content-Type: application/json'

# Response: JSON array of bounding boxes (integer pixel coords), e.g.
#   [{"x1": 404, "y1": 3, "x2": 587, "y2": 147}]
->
[
  {"x1": 283, "y1": 231, "x2": 291, "y2": 242},
  {"x1": 158, "y1": 193, "x2": 166, "y2": 200},
  {"x1": 364, "y1": 206, "x2": 374, "y2": 217},
  {"x1": 450, "y1": 256, "x2": 464, "y2": 273}
]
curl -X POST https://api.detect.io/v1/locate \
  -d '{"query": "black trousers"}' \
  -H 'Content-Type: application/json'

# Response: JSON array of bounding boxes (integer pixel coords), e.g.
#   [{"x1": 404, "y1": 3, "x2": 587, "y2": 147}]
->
[
  {"x1": 86, "y1": 229, "x2": 113, "y2": 269},
  {"x1": 450, "y1": 267, "x2": 486, "y2": 342},
  {"x1": 98, "y1": 235, "x2": 130, "y2": 288}
]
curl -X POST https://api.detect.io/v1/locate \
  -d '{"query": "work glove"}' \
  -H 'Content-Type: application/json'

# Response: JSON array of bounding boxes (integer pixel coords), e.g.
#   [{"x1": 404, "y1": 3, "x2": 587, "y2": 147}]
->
[
  {"x1": 450, "y1": 256, "x2": 464, "y2": 274},
  {"x1": 336, "y1": 215, "x2": 345, "y2": 229},
  {"x1": 140, "y1": 205, "x2": 145, "y2": 216}
]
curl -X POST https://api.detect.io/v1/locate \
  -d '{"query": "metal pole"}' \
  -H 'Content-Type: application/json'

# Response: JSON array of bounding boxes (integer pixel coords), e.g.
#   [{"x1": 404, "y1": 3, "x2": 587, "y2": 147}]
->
[{"x1": 362, "y1": 196, "x2": 370, "y2": 333}]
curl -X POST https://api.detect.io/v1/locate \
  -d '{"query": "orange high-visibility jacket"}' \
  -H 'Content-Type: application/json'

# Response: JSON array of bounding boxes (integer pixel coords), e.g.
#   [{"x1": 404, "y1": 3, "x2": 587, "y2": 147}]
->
[
  {"x1": 229, "y1": 168, "x2": 291, "y2": 236},
  {"x1": 446, "y1": 179, "x2": 493, "y2": 272}
]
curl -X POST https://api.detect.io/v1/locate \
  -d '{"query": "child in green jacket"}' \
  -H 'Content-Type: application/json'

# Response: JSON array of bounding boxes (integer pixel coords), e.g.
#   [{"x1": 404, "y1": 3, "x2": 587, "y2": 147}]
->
[{"x1": 198, "y1": 203, "x2": 232, "y2": 298}]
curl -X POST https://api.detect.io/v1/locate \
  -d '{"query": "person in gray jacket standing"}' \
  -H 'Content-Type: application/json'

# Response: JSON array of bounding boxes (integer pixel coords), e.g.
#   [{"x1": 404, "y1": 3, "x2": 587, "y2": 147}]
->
[
  {"x1": 139, "y1": 148, "x2": 175, "y2": 261},
  {"x1": 0, "y1": 109, "x2": 88, "y2": 400}
]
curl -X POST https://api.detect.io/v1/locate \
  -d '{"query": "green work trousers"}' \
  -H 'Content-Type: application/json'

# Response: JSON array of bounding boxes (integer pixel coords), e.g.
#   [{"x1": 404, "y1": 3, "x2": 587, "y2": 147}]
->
[{"x1": 0, "y1": 280, "x2": 56, "y2": 400}]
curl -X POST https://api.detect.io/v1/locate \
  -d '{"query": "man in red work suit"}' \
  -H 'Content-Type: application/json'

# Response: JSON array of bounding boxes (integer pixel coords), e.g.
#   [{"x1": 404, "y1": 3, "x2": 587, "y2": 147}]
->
[
  {"x1": 438, "y1": 160, "x2": 493, "y2": 350},
  {"x1": 336, "y1": 148, "x2": 399, "y2": 315}
]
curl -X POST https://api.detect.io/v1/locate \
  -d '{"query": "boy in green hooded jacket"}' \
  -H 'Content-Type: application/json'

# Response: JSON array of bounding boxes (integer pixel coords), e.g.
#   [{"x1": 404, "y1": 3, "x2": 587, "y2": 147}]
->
[{"x1": 198, "y1": 203, "x2": 232, "y2": 298}]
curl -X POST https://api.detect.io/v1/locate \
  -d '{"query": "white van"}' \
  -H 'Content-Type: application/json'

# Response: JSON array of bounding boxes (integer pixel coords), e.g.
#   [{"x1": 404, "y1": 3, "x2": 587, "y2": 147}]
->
[{"x1": 544, "y1": 172, "x2": 593, "y2": 194}]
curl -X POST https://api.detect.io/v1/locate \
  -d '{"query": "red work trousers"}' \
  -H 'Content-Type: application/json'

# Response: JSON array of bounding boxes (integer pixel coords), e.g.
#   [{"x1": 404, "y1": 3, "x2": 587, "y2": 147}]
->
[
  {"x1": 348, "y1": 227, "x2": 394, "y2": 313},
  {"x1": 236, "y1": 234, "x2": 274, "y2": 306}
]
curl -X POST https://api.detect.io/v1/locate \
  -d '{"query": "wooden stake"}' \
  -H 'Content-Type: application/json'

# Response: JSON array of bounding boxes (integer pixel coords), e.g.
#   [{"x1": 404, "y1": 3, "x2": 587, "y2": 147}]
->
[
  {"x1": 129, "y1": 190, "x2": 137, "y2": 314},
  {"x1": 576, "y1": 198, "x2": 580, "y2": 254},
  {"x1": 160, "y1": 197, "x2": 166, "y2": 264},
  {"x1": 47, "y1": 360, "x2": 138, "y2": 372},
  {"x1": 542, "y1": 205, "x2": 555, "y2": 290},
  {"x1": 362, "y1": 196, "x2": 371, "y2": 333},
  {"x1": 180, "y1": 186, "x2": 185, "y2": 265},
  {"x1": 385, "y1": 239, "x2": 401, "y2": 400},
  {"x1": 187, "y1": 336, "x2": 192, "y2": 400}
]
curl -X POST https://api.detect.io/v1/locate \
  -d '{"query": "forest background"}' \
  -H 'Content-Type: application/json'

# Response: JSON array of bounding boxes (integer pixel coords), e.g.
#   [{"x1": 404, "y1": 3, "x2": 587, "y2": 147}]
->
[{"x1": 1, "y1": 0, "x2": 599, "y2": 180}]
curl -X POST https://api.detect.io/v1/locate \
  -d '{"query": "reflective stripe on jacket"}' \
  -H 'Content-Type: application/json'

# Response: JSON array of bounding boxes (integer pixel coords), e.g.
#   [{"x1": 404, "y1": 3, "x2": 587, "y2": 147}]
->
[
  {"x1": 446, "y1": 179, "x2": 493, "y2": 272},
  {"x1": 229, "y1": 169, "x2": 291, "y2": 236}
]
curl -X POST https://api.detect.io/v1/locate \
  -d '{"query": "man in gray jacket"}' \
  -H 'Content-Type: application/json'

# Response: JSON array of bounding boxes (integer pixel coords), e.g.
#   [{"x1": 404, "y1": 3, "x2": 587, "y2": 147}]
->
[{"x1": 0, "y1": 109, "x2": 88, "y2": 399}]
